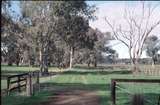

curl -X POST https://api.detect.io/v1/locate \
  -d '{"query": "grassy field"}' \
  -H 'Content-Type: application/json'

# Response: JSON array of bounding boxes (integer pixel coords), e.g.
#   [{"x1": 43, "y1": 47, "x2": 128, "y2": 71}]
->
[{"x1": 1, "y1": 65, "x2": 160, "y2": 105}]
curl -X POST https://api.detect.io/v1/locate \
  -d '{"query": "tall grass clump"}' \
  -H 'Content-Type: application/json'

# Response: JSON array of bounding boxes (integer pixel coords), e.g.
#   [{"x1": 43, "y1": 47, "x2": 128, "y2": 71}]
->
[{"x1": 131, "y1": 94, "x2": 144, "y2": 105}]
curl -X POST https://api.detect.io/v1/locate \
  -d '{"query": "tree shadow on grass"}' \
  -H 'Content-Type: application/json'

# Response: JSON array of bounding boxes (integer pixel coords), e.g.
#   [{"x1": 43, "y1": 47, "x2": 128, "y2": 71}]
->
[
  {"x1": 39, "y1": 82, "x2": 111, "y2": 92},
  {"x1": 1, "y1": 69, "x2": 131, "y2": 80},
  {"x1": 61, "y1": 70, "x2": 132, "y2": 75},
  {"x1": 73, "y1": 66, "x2": 114, "y2": 70},
  {"x1": 73, "y1": 65, "x2": 130, "y2": 70}
]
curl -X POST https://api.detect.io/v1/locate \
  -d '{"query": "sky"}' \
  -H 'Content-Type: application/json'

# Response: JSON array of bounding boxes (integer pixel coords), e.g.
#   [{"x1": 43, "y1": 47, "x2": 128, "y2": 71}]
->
[
  {"x1": 87, "y1": 1, "x2": 160, "y2": 58},
  {"x1": 9, "y1": 1, "x2": 21, "y2": 19},
  {"x1": 9, "y1": 1, "x2": 160, "y2": 58}
]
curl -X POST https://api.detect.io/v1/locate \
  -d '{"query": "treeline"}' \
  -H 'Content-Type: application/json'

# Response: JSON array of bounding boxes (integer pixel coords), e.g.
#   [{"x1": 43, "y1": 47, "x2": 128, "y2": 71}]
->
[
  {"x1": 1, "y1": 1, "x2": 117, "y2": 74},
  {"x1": 116, "y1": 58, "x2": 160, "y2": 65}
]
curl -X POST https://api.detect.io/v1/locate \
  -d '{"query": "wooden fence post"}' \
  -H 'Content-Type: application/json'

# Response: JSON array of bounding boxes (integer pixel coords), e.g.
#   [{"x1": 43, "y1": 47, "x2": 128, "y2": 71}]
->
[
  {"x1": 36, "y1": 71, "x2": 39, "y2": 84},
  {"x1": 111, "y1": 79, "x2": 116, "y2": 105},
  {"x1": 7, "y1": 77, "x2": 10, "y2": 95},
  {"x1": 32, "y1": 71, "x2": 40, "y2": 94},
  {"x1": 18, "y1": 76, "x2": 21, "y2": 92},
  {"x1": 37, "y1": 71, "x2": 40, "y2": 92},
  {"x1": 26, "y1": 73, "x2": 33, "y2": 96}
]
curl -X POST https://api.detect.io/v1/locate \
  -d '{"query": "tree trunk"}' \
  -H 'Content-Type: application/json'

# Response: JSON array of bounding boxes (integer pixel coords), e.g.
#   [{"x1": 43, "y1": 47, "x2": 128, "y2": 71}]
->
[
  {"x1": 8, "y1": 60, "x2": 13, "y2": 66},
  {"x1": 8, "y1": 55, "x2": 13, "y2": 66},
  {"x1": 16, "y1": 52, "x2": 20, "y2": 66},
  {"x1": 88, "y1": 60, "x2": 90, "y2": 67},
  {"x1": 16, "y1": 60, "x2": 19, "y2": 66},
  {"x1": 69, "y1": 47, "x2": 73, "y2": 69},
  {"x1": 20, "y1": 57, "x2": 24, "y2": 65},
  {"x1": 39, "y1": 49, "x2": 43, "y2": 73},
  {"x1": 35, "y1": 56, "x2": 39, "y2": 66},
  {"x1": 151, "y1": 57, "x2": 155, "y2": 67},
  {"x1": 94, "y1": 61, "x2": 97, "y2": 67},
  {"x1": 131, "y1": 58, "x2": 140, "y2": 74},
  {"x1": 129, "y1": 49, "x2": 140, "y2": 73},
  {"x1": 94, "y1": 56, "x2": 97, "y2": 67},
  {"x1": 129, "y1": 49, "x2": 134, "y2": 71},
  {"x1": 87, "y1": 59, "x2": 91, "y2": 67},
  {"x1": 39, "y1": 47, "x2": 48, "y2": 75},
  {"x1": 43, "y1": 50, "x2": 48, "y2": 74}
]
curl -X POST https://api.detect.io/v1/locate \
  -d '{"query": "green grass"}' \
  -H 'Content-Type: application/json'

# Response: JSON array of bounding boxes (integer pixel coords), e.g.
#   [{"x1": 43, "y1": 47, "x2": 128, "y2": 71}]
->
[
  {"x1": 1, "y1": 65, "x2": 160, "y2": 105},
  {"x1": 42, "y1": 69, "x2": 160, "y2": 105}
]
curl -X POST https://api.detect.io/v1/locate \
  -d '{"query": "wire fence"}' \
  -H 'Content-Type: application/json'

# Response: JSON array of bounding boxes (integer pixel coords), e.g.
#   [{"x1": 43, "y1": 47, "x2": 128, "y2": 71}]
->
[{"x1": 111, "y1": 79, "x2": 160, "y2": 105}]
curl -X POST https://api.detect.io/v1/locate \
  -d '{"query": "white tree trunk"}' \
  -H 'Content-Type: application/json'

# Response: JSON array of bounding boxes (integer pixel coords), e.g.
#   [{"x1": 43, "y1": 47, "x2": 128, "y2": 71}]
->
[
  {"x1": 39, "y1": 47, "x2": 48, "y2": 75},
  {"x1": 129, "y1": 49, "x2": 135, "y2": 71},
  {"x1": 43, "y1": 47, "x2": 48, "y2": 74},
  {"x1": 69, "y1": 47, "x2": 73, "y2": 69},
  {"x1": 39, "y1": 49, "x2": 43, "y2": 73},
  {"x1": 151, "y1": 58, "x2": 155, "y2": 68}
]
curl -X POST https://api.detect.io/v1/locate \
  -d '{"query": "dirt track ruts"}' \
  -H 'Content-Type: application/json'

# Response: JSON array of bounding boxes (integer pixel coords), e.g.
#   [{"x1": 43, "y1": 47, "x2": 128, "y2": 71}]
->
[{"x1": 38, "y1": 90, "x2": 100, "y2": 105}]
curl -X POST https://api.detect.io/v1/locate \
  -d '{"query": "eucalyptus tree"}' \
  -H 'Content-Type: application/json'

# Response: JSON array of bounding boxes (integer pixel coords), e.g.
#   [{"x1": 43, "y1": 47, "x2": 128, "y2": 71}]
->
[
  {"x1": 74, "y1": 28, "x2": 116, "y2": 67},
  {"x1": 85, "y1": 28, "x2": 116, "y2": 67},
  {"x1": 1, "y1": 1, "x2": 23, "y2": 66},
  {"x1": 73, "y1": 27, "x2": 97, "y2": 67},
  {"x1": 145, "y1": 35, "x2": 160, "y2": 65},
  {"x1": 20, "y1": 1, "x2": 58, "y2": 74},
  {"x1": 53, "y1": 1, "x2": 96, "y2": 68},
  {"x1": 1, "y1": 1, "x2": 12, "y2": 64}
]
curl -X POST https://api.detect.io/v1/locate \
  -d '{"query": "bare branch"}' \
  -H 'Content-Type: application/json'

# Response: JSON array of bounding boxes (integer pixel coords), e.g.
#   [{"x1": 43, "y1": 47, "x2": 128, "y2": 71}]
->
[
  {"x1": 105, "y1": 2, "x2": 160, "y2": 68},
  {"x1": 104, "y1": 17, "x2": 130, "y2": 48}
]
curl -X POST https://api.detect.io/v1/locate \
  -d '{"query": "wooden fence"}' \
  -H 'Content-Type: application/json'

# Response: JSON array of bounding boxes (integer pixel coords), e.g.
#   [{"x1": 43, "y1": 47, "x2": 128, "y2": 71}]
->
[
  {"x1": 7, "y1": 71, "x2": 40, "y2": 96},
  {"x1": 111, "y1": 78, "x2": 160, "y2": 105}
]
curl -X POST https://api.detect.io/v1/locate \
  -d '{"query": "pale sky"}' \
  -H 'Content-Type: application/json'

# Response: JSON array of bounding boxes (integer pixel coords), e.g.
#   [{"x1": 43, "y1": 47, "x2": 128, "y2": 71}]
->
[{"x1": 87, "y1": 1, "x2": 160, "y2": 58}]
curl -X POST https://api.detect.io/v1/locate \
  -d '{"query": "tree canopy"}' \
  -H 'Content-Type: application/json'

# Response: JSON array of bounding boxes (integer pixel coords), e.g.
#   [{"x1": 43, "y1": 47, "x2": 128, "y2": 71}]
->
[{"x1": 1, "y1": 1, "x2": 118, "y2": 73}]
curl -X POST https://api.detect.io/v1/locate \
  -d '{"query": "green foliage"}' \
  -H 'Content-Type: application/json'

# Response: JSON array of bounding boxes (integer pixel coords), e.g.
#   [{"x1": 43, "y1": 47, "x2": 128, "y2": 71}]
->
[
  {"x1": 75, "y1": 28, "x2": 118, "y2": 66},
  {"x1": 51, "y1": 1, "x2": 96, "y2": 68},
  {"x1": 145, "y1": 35, "x2": 160, "y2": 64},
  {"x1": 55, "y1": 16, "x2": 89, "y2": 48},
  {"x1": 1, "y1": 1, "x2": 116, "y2": 69},
  {"x1": 53, "y1": 1, "x2": 96, "y2": 48},
  {"x1": 53, "y1": 1, "x2": 96, "y2": 20}
]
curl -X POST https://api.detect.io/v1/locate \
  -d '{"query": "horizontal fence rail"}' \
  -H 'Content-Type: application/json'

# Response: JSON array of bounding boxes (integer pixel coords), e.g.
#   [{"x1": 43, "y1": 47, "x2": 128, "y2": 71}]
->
[
  {"x1": 7, "y1": 71, "x2": 40, "y2": 96},
  {"x1": 110, "y1": 78, "x2": 160, "y2": 105},
  {"x1": 7, "y1": 73, "x2": 28, "y2": 95}
]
